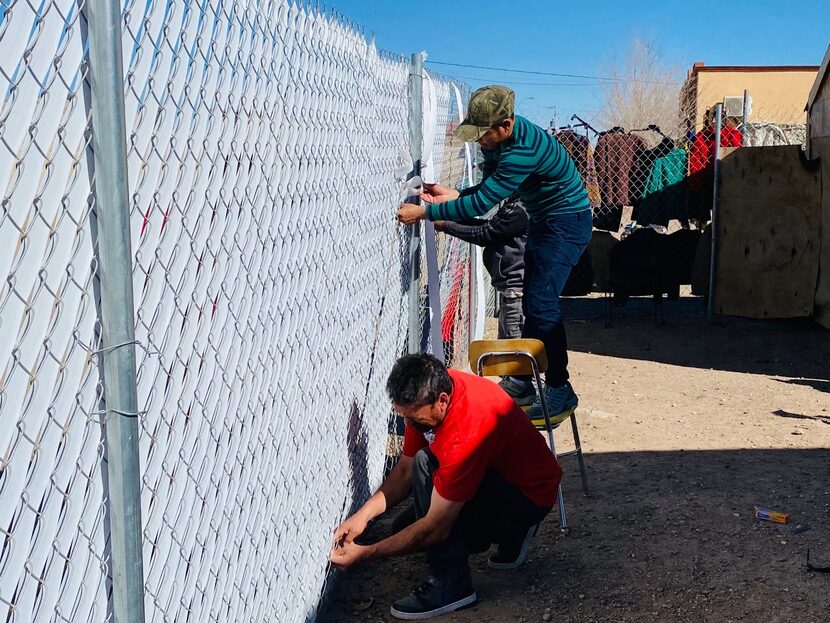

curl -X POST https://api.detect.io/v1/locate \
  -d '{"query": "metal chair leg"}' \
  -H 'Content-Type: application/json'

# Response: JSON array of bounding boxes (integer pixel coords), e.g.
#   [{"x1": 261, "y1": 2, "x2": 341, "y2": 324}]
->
[
  {"x1": 653, "y1": 291, "x2": 664, "y2": 327},
  {"x1": 603, "y1": 292, "x2": 614, "y2": 329},
  {"x1": 569, "y1": 412, "x2": 589, "y2": 497},
  {"x1": 476, "y1": 349, "x2": 573, "y2": 534},
  {"x1": 532, "y1": 364, "x2": 568, "y2": 532}
]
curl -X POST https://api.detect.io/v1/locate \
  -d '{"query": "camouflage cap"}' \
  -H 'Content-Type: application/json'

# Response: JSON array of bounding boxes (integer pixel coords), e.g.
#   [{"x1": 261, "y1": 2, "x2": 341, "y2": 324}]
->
[{"x1": 454, "y1": 85, "x2": 515, "y2": 142}]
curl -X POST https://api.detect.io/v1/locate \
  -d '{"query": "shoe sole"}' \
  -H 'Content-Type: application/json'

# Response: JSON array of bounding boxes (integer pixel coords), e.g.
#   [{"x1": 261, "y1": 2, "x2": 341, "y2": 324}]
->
[
  {"x1": 390, "y1": 593, "x2": 477, "y2": 620},
  {"x1": 487, "y1": 525, "x2": 538, "y2": 570},
  {"x1": 529, "y1": 405, "x2": 577, "y2": 430}
]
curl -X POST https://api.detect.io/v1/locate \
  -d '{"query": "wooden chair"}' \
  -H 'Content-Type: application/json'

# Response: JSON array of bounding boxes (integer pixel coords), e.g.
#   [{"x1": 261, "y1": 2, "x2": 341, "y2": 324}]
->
[{"x1": 468, "y1": 339, "x2": 590, "y2": 531}]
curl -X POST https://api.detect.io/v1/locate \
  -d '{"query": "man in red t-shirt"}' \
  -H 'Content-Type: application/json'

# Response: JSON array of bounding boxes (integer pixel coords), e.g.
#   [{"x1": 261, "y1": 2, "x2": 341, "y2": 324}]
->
[{"x1": 330, "y1": 354, "x2": 561, "y2": 620}]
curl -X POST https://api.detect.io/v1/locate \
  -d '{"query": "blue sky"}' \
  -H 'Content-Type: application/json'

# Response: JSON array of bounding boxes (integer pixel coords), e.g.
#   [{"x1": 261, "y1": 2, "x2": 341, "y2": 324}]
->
[{"x1": 333, "y1": 0, "x2": 828, "y2": 127}]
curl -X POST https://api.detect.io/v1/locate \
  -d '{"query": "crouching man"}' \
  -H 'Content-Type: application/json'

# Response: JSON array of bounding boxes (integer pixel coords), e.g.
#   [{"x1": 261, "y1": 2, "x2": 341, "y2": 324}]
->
[{"x1": 330, "y1": 353, "x2": 561, "y2": 620}]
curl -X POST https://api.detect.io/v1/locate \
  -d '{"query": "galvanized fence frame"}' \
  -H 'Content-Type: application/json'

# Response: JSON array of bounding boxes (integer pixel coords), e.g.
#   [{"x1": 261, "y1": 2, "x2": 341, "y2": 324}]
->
[{"x1": 0, "y1": 1, "x2": 473, "y2": 621}]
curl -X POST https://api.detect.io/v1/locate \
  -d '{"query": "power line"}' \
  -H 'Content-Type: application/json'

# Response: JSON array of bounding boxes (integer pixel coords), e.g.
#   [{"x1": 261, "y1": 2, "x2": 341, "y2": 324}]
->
[
  {"x1": 426, "y1": 70, "x2": 605, "y2": 88},
  {"x1": 425, "y1": 60, "x2": 683, "y2": 85}
]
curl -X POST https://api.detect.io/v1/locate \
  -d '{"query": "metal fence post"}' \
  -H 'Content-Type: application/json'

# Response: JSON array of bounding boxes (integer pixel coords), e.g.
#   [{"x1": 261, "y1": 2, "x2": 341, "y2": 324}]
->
[
  {"x1": 407, "y1": 52, "x2": 425, "y2": 354},
  {"x1": 86, "y1": 0, "x2": 146, "y2": 620},
  {"x1": 707, "y1": 103, "x2": 724, "y2": 321}
]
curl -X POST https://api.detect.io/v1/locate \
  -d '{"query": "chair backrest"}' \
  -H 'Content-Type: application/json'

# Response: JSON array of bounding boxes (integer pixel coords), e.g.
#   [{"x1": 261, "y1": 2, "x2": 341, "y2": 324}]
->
[{"x1": 468, "y1": 339, "x2": 548, "y2": 377}]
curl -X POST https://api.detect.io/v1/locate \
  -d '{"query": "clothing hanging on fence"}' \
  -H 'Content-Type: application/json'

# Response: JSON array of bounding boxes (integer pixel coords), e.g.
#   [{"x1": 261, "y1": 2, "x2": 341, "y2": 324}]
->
[
  {"x1": 632, "y1": 147, "x2": 688, "y2": 226},
  {"x1": 555, "y1": 130, "x2": 601, "y2": 209},
  {"x1": 629, "y1": 136, "x2": 676, "y2": 200},
  {"x1": 689, "y1": 125, "x2": 742, "y2": 175},
  {"x1": 594, "y1": 130, "x2": 645, "y2": 231},
  {"x1": 609, "y1": 226, "x2": 700, "y2": 303},
  {"x1": 687, "y1": 124, "x2": 742, "y2": 221},
  {"x1": 593, "y1": 204, "x2": 624, "y2": 232},
  {"x1": 629, "y1": 128, "x2": 666, "y2": 150},
  {"x1": 584, "y1": 143, "x2": 601, "y2": 209},
  {"x1": 595, "y1": 130, "x2": 644, "y2": 206}
]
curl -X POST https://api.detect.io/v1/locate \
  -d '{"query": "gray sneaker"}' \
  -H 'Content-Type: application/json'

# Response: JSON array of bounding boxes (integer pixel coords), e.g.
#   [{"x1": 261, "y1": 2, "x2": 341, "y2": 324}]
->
[
  {"x1": 526, "y1": 382, "x2": 578, "y2": 426},
  {"x1": 498, "y1": 376, "x2": 536, "y2": 407},
  {"x1": 390, "y1": 579, "x2": 477, "y2": 620}
]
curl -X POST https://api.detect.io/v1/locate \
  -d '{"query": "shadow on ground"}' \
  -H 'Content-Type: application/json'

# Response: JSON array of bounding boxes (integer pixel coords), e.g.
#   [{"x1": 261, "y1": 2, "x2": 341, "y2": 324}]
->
[
  {"x1": 562, "y1": 295, "x2": 830, "y2": 384},
  {"x1": 319, "y1": 448, "x2": 830, "y2": 622}
]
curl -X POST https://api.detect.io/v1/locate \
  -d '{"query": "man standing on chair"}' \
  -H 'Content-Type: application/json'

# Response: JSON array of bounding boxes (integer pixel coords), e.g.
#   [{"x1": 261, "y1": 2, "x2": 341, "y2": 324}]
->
[
  {"x1": 330, "y1": 354, "x2": 561, "y2": 620},
  {"x1": 398, "y1": 85, "x2": 592, "y2": 419}
]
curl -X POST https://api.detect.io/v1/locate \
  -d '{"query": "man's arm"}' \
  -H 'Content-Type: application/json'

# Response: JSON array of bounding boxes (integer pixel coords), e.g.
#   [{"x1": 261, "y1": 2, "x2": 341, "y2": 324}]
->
[
  {"x1": 439, "y1": 198, "x2": 528, "y2": 246},
  {"x1": 330, "y1": 488, "x2": 463, "y2": 569},
  {"x1": 369, "y1": 490, "x2": 462, "y2": 558},
  {"x1": 456, "y1": 183, "x2": 482, "y2": 198},
  {"x1": 332, "y1": 456, "x2": 413, "y2": 545},
  {"x1": 424, "y1": 150, "x2": 533, "y2": 222}
]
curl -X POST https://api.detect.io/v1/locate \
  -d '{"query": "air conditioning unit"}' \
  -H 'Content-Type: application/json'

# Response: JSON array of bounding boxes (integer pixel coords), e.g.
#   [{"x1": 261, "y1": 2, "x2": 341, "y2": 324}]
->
[{"x1": 723, "y1": 95, "x2": 752, "y2": 118}]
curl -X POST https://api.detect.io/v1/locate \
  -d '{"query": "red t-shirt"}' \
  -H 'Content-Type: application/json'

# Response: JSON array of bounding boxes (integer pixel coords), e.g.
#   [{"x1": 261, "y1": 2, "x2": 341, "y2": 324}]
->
[{"x1": 402, "y1": 369, "x2": 562, "y2": 507}]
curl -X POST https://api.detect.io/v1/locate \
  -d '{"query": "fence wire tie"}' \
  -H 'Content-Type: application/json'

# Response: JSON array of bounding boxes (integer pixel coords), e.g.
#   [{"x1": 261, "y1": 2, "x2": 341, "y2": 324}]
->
[
  {"x1": 91, "y1": 407, "x2": 147, "y2": 420},
  {"x1": 92, "y1": 339, "x2": 161, "y2": 358}
]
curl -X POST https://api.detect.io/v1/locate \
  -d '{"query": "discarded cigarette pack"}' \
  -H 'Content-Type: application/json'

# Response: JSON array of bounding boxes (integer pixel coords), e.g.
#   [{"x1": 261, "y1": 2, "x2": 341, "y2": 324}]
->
[{"x1": 755, "y1": 507, "x2": 789, "y2": 524}]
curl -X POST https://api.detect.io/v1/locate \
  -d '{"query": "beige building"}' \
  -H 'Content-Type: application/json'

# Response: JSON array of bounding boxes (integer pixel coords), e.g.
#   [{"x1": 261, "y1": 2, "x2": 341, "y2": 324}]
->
[{"x1": 681, "y1": 62, "x2": 818, "y2": 131}]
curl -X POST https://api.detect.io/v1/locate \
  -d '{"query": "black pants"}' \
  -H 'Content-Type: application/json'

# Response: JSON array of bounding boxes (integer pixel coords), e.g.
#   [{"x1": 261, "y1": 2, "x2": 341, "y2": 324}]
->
[
  {"x1": 523, "y1": 210, "x2": 593, "y2": 386},
  {"x1": 412, "y1": 449, "x2": 551, "y2": 589}
]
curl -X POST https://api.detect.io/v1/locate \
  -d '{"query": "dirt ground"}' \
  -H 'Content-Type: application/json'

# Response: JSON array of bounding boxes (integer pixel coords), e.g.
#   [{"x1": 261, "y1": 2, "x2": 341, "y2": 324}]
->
[{"x1": 320, "y1": 295, "x2": 830, "y2": 623}]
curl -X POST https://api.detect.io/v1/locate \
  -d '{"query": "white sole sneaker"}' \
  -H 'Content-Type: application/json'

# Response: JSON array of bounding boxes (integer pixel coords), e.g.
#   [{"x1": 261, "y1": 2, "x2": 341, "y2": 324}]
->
[{"x1": 390, "y1": 592, "x2": 477, "y2": 620}]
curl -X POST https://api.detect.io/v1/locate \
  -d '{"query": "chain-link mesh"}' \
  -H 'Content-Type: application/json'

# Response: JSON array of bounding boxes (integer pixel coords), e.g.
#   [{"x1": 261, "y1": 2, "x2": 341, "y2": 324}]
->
[
  {"x1": 0, "y1": 0, "x2": 112, "y2": 620},
  {"x1": 120, "y1": 2, "x2": 413, "y2": 619},
  {"x1": 0, "y1": 0, "x2": 472, "y2": 620},
  {"x1": 421, "y1": 76, "x2": 474, "y2": 368},
  {"x1": 17, "y1": 0, "x2": 818, "y2": 618},
  {"x1": 553, "y1": 93, "x2": 807, "y2": 316},
  {"x1": 384, "y1": 75, "x2": 474, "y2": 478}
]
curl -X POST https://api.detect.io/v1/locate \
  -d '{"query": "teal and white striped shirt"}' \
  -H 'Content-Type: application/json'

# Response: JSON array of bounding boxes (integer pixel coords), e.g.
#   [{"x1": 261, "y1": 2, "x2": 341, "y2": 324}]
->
[{"x1": 425, "y1": 115, "x2": 591, "y2": 224}]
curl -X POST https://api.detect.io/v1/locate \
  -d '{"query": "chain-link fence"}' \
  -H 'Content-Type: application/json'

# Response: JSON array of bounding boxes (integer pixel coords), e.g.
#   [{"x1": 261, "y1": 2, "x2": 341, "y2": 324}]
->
[
  {"x1": 7, "y1": 0, "x2": 813, "y2": 618},
  {"x1": 421, "y1": 76, "x2": 475, "y2": 369},
  {"x1": 124, "y1": 3, "x2": 418, "y2": 620},
  {"x1": 0, "y1": 1, "x2": 473, "y2": 621},
  {"x1": 552, "y1": 91, "x2": 807, "y2": 322},
  {"x1": 0, "y1": 0, "x2": 111, "y2": 619},
  {"x1": 384, "y1": 72, "x2": 476, "y2": 476}
]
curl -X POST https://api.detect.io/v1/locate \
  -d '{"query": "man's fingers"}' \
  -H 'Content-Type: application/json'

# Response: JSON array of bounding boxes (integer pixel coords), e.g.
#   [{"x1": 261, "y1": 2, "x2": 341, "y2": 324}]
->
[
  {"x1": 332, "y1": 527, "x2": 348, "y2": 544},
  {"x1": 329, "y1": 545, "x2": 354, "y2": 570},
  {"x1": 329, "y1": 551, "x2": 344, "y2": 568}
]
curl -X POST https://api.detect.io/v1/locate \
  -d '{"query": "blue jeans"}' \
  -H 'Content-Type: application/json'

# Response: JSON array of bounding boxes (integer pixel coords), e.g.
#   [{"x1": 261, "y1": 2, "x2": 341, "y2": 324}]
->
[{"x1": 522, "y1": 210, "x2": 592, "y2": 387}]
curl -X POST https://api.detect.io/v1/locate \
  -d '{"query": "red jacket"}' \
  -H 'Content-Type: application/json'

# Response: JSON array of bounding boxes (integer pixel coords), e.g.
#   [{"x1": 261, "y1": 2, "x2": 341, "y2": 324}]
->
[{"x1": 689, "y1": 125, "x2": 742, "y2": 175}]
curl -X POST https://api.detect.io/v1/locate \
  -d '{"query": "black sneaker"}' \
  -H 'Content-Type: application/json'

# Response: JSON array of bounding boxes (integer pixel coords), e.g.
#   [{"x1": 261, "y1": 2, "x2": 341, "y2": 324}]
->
[
  {"x1": 390, "y1": 579, "x2": 477, "y2": 620},
  {"x1": 487, "y1": 524, "x2": 539, "y2": 570},
  {"x1": 498, "y1": 376, "x2": 536, "y2": 407}
]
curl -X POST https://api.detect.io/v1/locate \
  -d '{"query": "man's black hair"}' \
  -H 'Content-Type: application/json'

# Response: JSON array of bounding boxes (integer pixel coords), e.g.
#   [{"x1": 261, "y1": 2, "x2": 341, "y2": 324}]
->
[{"x1": 386, "y1": 353, "x2": 453, "y2": 406}]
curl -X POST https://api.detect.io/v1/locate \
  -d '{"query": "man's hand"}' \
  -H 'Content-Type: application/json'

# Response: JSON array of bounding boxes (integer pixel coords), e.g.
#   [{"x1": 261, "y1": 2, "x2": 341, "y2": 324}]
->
[
  {"x1": 397, "y1": 203, "x2": 426, "y2": 225},
  {"x1": 433, "y1": 220, "x2": 446, "y2": 232},
  {"x1": 332, "y1": 515, "x2": 368, "y2": 547},
  {"x1": 420, "y1": 183, "x2": 459, "y2": 204},
  {"x1": 330, "y1": 540, "x2": 373, "y2": 571}
]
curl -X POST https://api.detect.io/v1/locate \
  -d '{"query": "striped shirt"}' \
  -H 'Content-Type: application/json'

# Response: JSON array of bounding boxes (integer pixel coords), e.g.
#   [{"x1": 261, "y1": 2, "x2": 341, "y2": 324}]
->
[{"x1": 425, "y1": 115, "x2": 591, "y2": 224}]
